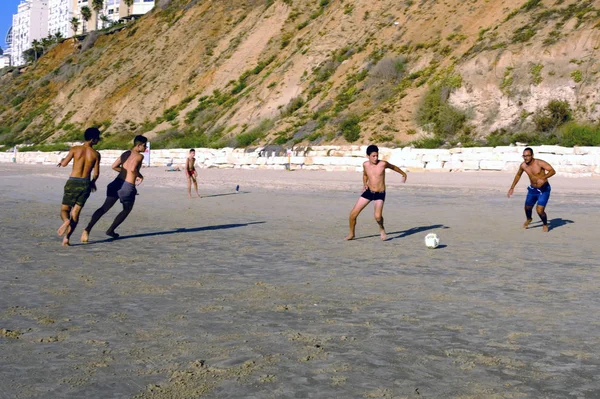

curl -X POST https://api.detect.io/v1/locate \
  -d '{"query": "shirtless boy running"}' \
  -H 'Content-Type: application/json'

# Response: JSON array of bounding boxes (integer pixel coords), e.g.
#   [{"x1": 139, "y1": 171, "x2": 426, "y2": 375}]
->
[
  {"x1": 81, "y1": 135, "x2": 147, "y2": 242},
  {"x1": 507, "y1": 147, "x2": 556, "y2": 232},
  {"x1": 57, "y1": 127, "x2": 101, "y2": 246},
  {"x1": 345, "y1": 145, "x2": 407, "y2": 241},
  {"x1": 185, "y1": 149, "x2": 200, "y2": 198}
]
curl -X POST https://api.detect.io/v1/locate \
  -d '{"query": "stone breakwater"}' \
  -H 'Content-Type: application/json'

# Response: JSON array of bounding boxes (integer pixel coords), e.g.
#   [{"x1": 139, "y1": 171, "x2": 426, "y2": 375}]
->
[{"x1": 1, "y1": 145, "x2": 599, "y2": 176}]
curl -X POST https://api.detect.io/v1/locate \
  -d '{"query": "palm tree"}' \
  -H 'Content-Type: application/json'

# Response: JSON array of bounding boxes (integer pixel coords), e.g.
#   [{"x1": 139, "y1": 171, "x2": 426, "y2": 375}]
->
[
  {"x1": 123, "y1": 0, "x2": 134, "y2": 17},
  {"x1": 100, "y1": 15, "x2": 110, "y2": 29},
  {"x1": 70, "y1": 17, "x2": 80, "y2": 35},
  {"x1": 54, "y1": 31, "x2": 63, "y2": 42},
  {"x1": 80, "y1": 6, "x2": 92, "y2": 33},
  {"x1": 30, "y1": 39, "x2": 42, "y2": 62},
  {"x1": 91, "y1": 0, "x2": 104, "y2": 31}
]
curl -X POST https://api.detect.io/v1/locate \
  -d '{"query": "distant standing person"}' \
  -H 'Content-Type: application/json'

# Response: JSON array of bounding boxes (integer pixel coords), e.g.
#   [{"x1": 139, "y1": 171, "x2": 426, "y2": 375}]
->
[
  {"x1": 81, "y1": 135, "x2": 148, "y2": 242},
  {"x1": 57, "y1": 127, "x2": 101, "y2": 246},
  {"x1": 507, "y1": 147, "x2": 556, "y2": 232},
  {"x1": 185, "y1": 149, "x2": 200, "y2": 198},
  {"x1": 345, "y1": 144, "x2": 407, "y2": 241}
]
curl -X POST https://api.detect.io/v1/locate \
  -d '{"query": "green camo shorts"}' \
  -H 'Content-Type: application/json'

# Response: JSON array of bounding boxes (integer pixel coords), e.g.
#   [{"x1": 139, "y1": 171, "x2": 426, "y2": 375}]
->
[{"x1": 62, "y1": 177, "x2": 92, "y2": 207}]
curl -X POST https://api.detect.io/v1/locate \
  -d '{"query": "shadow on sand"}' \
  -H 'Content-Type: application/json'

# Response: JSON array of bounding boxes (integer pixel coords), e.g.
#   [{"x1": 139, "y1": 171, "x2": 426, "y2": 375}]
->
[
  {"x1": 529, "y1": 218, "x2": 574, "y2": 231},
  {"x1": 352, "y1": 224, "x2": 449, "y2": 241},
  {"x1": 76, "y1": 221, "x2": 265, "y2": 245},
  {"x1": 200, "y1": 191, "x2": 249, "y2": 199}
]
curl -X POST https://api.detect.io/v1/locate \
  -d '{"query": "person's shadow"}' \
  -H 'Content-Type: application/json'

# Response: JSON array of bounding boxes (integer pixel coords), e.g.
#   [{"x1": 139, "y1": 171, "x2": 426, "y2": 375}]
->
[
  {"x1": 352, "y1": 224, "x2": 448, "y2": 241},
  {"x1": 529, "y1": 218, "x2": 574, "y2": 231},
  {"x1": 74, "y1": 221, "x2": 265, "y2": 245},
  {"x1": 200, "y1": 191, "x2": 249, "y2": 198}
]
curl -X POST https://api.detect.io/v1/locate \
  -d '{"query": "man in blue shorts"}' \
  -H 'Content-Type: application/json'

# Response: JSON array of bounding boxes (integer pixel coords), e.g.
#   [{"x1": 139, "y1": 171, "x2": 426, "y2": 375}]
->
[{"x1": 507, "y1": 147, "x2": 556, "y2": 232}]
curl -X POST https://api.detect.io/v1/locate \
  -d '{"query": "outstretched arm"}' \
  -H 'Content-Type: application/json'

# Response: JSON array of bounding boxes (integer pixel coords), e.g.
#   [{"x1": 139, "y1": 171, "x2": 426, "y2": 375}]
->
[
  {"x1": 507, "y1": 166, "x2": 524, "y2": 198},
  {"x1": 386, "y1": 162, "x2": 407, "y2": 183},
  {"x1": 57, "y1": 149, "x2": 74, "y2": 167}
]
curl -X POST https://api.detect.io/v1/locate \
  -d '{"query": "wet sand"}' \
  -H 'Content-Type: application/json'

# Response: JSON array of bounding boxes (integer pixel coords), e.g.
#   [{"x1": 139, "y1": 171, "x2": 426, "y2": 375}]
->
[{"x1": 1, "y1": 164, "x2": 599, "y2": 398}]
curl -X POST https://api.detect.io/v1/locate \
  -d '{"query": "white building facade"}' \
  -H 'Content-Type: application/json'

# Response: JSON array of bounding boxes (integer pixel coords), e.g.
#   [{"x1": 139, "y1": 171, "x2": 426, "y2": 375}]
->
[
  {"x1": 11, "y1": 0, "x2": 49, "y2": 66},
  {"x1": 47, "y1": 0, "x2": 74, "y2": 38}
]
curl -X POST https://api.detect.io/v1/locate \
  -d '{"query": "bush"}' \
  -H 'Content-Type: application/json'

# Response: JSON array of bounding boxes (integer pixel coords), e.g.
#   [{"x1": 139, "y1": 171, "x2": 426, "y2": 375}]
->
[
  {"x1": 339, "y1": 114, "x2": 361, "y2": 142},
  {"x1": 416, "y1": 80, "x2": 467, "y2": 138},
  {"x1": 533, "y1": 100, "x2": 572, "y2": 132},
  {"x1": 282, "y1": 96, "x2": 305, "y2": 116},
  {"x1": 411, "y1": 136, "x2": 444, "y2": 148},
  {"x1": 235, "y1": 119, "x2": 273, "y2": 147},
  {"x1": 558, "y1": 122, "x2": 600, "y2": 146},
  {"x1": 368, "y1": 56, "x2": 407, "y2": 82}
]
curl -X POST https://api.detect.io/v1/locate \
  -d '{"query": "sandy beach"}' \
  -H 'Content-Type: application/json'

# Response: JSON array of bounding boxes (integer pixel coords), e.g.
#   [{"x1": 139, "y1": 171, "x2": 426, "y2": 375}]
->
[{"x1": 1, "y1": 163, "x2": 599, "y2": 398}]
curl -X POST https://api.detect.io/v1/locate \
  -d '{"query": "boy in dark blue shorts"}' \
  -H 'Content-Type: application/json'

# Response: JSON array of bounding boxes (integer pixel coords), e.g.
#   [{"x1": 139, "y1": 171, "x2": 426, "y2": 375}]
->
[{"x1": 507, "y1": 147, "x2": 556, "y2": 232}]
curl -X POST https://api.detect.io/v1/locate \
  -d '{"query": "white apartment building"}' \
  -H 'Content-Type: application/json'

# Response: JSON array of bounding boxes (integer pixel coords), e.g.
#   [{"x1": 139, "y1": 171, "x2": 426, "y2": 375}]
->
[
  {"x1": 48, "y1": 0, "x2": 74, "y2": 38},
  {"x1": 11, "y1": 0, "x2": 49, "y2": 66}
]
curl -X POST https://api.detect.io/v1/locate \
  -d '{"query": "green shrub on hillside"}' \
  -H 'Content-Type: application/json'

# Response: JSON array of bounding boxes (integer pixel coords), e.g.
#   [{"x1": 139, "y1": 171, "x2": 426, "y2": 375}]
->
[
  {"x1": 416, "y1": 75, "x2": 467, "y2": 139},
  {"x1": 235, "y1": 119, "x2": 273, "y2": 147},
  {"x1": 558, "y1": 122, "x2": 600, "y2": 146},
  {"x1": 533, "y1": 100, "x2": 572, "y2": 132},
  {"x1": 339, "y1": 114, "x2": 361, "y2": 142}
]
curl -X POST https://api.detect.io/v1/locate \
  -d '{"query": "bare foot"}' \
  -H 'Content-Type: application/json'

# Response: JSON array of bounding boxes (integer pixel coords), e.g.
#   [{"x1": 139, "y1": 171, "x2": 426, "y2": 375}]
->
[
  {"x1": 542, "y1": 224, "x2": 549, "y2": 232},
  {"x1": 523, "y1": 219, "x2": 533, "y2": 229},
  {"x1": 62, "y1": 237, "x2": 70, "y2": 246},
  {"x1": 57, "y1": 220, "x2": 70, "y2": 236},
  {"x1": 81, "y1": 229, "x2": 89, "y2": 243},
  {"x1": 106, "y1": 231, "x2": 120, "y2": 239},
  {"x1": 344, "y1": 234, "x2": 355, "y2": 241},
  {"x1": 380, "y1": 231, "x2": 387, "y2": 241}
]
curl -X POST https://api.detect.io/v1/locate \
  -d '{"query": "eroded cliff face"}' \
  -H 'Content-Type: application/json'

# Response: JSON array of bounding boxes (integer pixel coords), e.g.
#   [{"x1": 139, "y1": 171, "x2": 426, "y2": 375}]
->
[{"x1": 1, "y1": 0, "x2": 598, "y2": 148}]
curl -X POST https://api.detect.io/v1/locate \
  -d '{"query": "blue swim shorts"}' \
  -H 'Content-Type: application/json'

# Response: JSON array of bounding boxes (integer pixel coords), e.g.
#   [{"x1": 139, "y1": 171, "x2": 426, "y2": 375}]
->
[{"x1": 525, "y1": 183, "x2": 551, "y2": 207}]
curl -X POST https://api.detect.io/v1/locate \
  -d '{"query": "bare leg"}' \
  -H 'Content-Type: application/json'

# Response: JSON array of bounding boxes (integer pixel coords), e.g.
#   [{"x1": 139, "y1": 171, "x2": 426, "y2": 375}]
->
[
  {"x1": 106, "y1": 202, "x2": 134, "y2": 238},
  {"x1": 82, "y1": 197, "x2": 118, "y2": 242},
  {"x1": 373, "y1": 200, "x2": 386, "y2": 240},
  {"x1": 523, "y1": 205, "x2": 534, "y2": 229},
  {"x1": 537, "y1": 205, "x2": 549, "y2": 232},
  {"x1": 192, "y1": 176, "x2": 200, "y2": 197},
  {"x1": 187, "y1": 175, "x2": 192, "y2": 198},
  {"x1": 345, "y1": 197, "x2": 371, "y2": 240},
  {"x1": 58, "y1": 204, "x2": 71, "y2": 236},
  {"x1": 63, "y1": 205, "x2": 82, "y2": 246}
]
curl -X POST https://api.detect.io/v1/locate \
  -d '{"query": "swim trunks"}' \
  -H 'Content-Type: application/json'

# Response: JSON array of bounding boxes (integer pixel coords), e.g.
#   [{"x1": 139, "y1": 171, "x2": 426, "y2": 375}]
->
[
  {"x1": 62, "y1": 177, "x2": 92, "y2": 207},
  {"x1": 361, "y1": 188, "x2": 386, "y2": 202},
  {"x1": 117, "y1": 181, "x2": 137, "y2": 204},
  {"x1": 187, "y1": 169, "x2": 195, "y2": 177},
  {"x1": 525, "y1": 183, "x2": 551, "y2": 207},
  {"x1": 107, "y1": 178, "x2": 125, "y2": 198}
]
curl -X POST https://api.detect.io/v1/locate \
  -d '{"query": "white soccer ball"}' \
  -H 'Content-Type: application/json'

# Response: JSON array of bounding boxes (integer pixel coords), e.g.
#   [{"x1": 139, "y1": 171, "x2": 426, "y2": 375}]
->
[{"x1": 424, "y1": 233, "x2": 440, "y2": 249}]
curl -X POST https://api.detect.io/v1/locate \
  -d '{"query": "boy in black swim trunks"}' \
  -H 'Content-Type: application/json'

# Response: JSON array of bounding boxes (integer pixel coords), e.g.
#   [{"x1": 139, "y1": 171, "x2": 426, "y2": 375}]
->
[
  {"x1": 81, "y1": 135, "x2": 147, "y2": 242},
  {"x1": 57, "y1": 127, "x2": 101, "y2": 246},
  {"x1": 345, "y1": 144, "x2": 407, "y2": 241}
]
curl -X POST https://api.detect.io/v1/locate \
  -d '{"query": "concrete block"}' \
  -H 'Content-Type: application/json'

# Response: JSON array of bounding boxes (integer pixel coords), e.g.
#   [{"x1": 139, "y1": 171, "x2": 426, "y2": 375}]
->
[
  {"x1": 443, "y1": 161, "x2": 463, "y2": 170},
  {"x1": 425, "y1": 161, "x2": 445, "y2": 169},
  {"x1": 462, "y1": 160, "x2": 480, "y2": 170},
  {"x1": 480, "y1": 160, "x2": 505, "y2": 170}
]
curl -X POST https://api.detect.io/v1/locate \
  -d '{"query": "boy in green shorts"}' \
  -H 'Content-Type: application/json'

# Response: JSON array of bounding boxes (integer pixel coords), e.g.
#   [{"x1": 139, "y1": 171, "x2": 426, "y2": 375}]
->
[{"x1": 57, "y1": 127, "x2": 101, "y2": 246}]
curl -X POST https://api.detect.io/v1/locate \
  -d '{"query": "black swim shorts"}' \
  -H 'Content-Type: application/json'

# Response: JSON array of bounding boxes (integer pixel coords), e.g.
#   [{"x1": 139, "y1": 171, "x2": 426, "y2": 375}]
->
[{"x1": 361, "y1": 188, "x2": 386, "y2": 201}]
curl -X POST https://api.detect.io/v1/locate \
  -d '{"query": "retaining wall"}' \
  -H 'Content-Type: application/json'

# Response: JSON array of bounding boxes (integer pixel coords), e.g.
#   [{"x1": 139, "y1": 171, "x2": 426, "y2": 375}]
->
[{"x1": 1, "y1": 145, "x2": 599, "y2": 176}]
